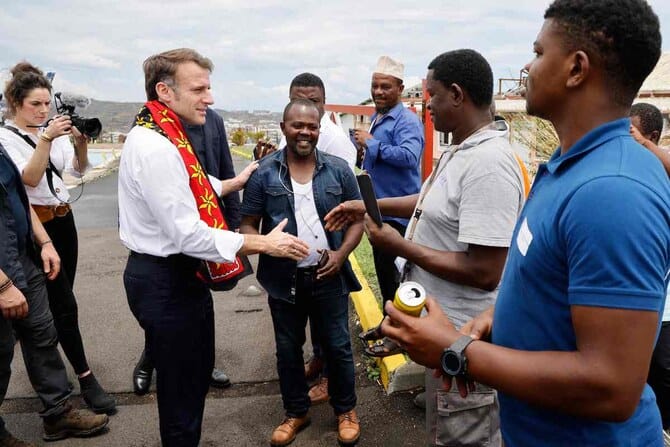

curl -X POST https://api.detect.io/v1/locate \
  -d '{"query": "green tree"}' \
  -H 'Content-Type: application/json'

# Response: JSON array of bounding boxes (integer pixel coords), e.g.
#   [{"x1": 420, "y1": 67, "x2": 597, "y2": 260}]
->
[
  {"x1": 250, "y1": 130, "x2": 266, "y2": 143},
  {"x1": 230, "y1": 128, "x2": 246, "y2": 146}
]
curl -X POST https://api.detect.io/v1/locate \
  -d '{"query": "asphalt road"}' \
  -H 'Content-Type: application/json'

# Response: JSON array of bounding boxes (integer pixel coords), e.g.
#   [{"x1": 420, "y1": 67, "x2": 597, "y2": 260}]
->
[{"x1": 1, "y1": 155, "x2": 426, "y2": 446}]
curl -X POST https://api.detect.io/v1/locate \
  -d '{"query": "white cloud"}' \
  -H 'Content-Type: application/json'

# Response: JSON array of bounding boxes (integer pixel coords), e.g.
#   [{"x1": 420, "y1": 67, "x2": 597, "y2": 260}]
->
[{"x1": 0, "y1": 0, "x2": 668, "y2": 111}]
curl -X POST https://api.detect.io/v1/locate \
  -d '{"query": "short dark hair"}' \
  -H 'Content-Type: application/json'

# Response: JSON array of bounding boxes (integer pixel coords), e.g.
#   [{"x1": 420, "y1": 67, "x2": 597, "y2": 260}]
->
[
  {"x1": 544, "y1": 0, "x2": 661, "y2": 106},
  {"x1": 631, "y1": 102, "x2": 664, "y2": 139},
  {"x1": 289, "y1": 73, "x2": 325, "y2": 96},
  {"x1": 282, "y1": 98, "x2": 320, "y2": 121},
  {"x1": 143, "y1": 48, "x2": 213, "y2": 101},
  {"x1": 427, "y1": 49, "x2": 493, "y2": 108},
  {"x1": 3, "y1": 61, "x2": 52, "y2": 117}
]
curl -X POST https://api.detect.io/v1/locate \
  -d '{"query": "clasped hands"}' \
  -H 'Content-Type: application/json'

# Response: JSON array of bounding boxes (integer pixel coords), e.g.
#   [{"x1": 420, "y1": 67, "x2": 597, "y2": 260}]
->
[{"x1": 263, "y1": 219, "x2": 346, "y2": 278}]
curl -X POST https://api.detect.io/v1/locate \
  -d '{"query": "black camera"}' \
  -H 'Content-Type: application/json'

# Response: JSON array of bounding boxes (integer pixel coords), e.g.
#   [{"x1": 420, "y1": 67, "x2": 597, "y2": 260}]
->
[{"x1": 54, "y1": 92, "x2": 102, "y2": 139}]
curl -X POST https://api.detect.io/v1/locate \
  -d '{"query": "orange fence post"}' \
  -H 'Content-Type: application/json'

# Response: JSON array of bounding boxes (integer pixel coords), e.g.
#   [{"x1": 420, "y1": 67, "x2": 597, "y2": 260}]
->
[{"x1": 421, "y1": 79, "x2": 434, "y2": 180}]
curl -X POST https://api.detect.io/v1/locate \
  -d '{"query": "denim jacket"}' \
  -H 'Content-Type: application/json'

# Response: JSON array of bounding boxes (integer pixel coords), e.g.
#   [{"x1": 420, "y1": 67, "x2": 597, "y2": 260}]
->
[
  {"x1": 241, "y1": 149, "x2": 362, "y2": 303},
  {"x1": 0, "y1": 143, "x2": 35, "y2": 289}
]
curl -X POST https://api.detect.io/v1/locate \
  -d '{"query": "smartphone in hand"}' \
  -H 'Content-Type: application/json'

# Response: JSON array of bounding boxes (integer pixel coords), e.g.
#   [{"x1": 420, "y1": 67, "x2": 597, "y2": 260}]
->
[{"x1": 356, "y1": 173, "x2": 383, "y2": 227}]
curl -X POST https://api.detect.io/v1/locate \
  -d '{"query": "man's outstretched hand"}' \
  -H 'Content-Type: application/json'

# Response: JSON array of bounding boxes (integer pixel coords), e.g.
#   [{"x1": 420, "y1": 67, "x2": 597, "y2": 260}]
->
[{"x1": 324, "y1": 200, "x2": 366, "y2": 231}]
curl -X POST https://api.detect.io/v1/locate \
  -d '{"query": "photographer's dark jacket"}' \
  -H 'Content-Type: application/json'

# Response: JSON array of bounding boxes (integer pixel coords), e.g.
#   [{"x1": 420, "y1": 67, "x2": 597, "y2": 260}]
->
[
  {"x1": 0, "y1": 142, "x2": 35, "y2": 289},
  {"x1": 241, "y1": 149, "x2": 362, "y2": 303}
]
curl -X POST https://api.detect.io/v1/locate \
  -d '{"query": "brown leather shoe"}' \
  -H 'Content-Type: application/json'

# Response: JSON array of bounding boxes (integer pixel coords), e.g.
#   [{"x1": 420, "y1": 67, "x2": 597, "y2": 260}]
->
[
  {"x1": 270, "y1": 415, "x2": 310, "y2": 446},
  {"x1": 337, "y1": 409, "x2": 360, "y2": 445},
  {"x1": 304, "y1": 355, "x2": 323, "y2": 380},
  {"x1": 308, "y1": 376, "x2": 329, "y2": 405}
]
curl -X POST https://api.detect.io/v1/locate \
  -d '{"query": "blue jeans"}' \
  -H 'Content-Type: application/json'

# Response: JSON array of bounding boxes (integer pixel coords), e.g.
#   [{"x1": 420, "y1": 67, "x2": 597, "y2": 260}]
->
[
  {"x1": 124, "y1": 252, "x2": 214, "y2": 447},
  {"x1": 269, "y1": 269, "x2": 356, "y2": 417}
]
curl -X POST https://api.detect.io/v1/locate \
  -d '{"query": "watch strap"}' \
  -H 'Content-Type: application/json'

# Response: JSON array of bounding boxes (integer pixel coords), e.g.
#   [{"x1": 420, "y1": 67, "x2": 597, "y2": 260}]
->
[{"x1": 449, "y1": 335, "x2": 475, "y2": 354}]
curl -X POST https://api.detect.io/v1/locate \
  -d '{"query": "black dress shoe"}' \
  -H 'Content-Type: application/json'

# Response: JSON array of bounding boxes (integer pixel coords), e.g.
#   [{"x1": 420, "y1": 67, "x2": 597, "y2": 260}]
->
[
  {"x1": 210, "y1": 368, "x2": 231, "y2": 388},
  {"x1": 133, "y1": 350, "x2": 153, "y2": 396}
]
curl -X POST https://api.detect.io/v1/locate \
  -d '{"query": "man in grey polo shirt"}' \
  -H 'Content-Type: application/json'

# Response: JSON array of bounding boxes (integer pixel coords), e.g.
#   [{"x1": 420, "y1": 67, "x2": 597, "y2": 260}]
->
[{"x1": 325, "y1": 49, "x2": 525, "y2": 446}]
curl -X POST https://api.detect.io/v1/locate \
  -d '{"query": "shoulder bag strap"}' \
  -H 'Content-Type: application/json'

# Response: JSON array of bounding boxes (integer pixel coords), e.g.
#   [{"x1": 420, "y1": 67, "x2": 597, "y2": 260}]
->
[{"x1": 2, "y1": 125, "x2": 83, "y2": 203}]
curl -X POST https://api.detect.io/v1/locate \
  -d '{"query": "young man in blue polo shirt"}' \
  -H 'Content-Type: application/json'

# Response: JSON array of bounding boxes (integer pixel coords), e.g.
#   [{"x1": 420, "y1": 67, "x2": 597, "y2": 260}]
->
[{"x1": 380, "y1": 0, "x2": 670, "y2": 446}]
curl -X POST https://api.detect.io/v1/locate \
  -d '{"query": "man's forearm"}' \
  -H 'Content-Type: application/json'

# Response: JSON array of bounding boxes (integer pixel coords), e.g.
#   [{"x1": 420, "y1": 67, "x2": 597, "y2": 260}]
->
[
  {"x1": 387, "y1": 238, "x2": 505, "y2": 291},
  {"x1": 379, "y1": 194, "x2": 418, "y2": 219},
  {"x1": 337, "y1": 222, "x2": 364, "y2": 257}
]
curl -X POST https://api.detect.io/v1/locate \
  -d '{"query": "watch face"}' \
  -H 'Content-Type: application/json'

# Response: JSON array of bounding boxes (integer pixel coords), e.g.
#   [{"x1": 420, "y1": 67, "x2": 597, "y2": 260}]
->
[{"x1": 442, "y1": 351, "x2": 463, "y2": 376}]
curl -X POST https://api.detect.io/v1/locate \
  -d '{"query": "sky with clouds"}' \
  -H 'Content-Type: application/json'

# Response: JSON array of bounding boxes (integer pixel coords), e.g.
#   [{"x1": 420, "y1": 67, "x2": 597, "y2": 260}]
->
[{"x1": 1, "y1": 0, "x2": 669, "y2": 112}]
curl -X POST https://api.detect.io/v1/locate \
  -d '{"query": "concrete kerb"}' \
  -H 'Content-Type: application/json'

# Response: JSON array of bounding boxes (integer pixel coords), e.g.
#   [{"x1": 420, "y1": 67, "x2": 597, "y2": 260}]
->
[{"x1": 348, "y1": 255, "x2": 424, "y2": 393}]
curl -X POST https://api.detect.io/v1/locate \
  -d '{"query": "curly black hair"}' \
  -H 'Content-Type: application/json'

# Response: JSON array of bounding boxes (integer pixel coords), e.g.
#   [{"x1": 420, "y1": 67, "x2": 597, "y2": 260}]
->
[
  {"x1": 630, "y1": 102, "x2": 664, "y2": 142},
  {"x1": 427, "y1": 49, "x2": 493, "y2": 108},
  {"x1": 544, "y1": 0, "x2": 661, "y2": 106},
  {"x1": 289, "y1": 73, "x2": 325, "y2": 96}
]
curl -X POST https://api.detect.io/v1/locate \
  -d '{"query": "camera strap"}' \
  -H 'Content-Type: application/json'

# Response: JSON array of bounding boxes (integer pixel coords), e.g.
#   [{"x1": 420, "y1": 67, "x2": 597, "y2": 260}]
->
[{"x1": 2, "y1": 125, "x2": 83, "y2": 204}]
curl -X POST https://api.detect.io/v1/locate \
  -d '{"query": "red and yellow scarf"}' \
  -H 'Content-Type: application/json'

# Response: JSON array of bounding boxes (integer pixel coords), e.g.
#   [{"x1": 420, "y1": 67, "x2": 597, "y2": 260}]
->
[{"x1": 135, "y1": 100, "x2": 246, "y2": 285}]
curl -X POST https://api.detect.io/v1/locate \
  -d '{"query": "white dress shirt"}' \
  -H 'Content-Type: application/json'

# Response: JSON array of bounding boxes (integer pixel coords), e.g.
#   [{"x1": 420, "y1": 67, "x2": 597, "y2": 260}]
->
[
  {"x1": 280, "y1": 113, "x2": 357, "y2": 172},
  {"x1": 118, "y1": 125, "x2": 243, "y2": 262},
  {"x1": 0, "y1": 120, "x2": 88, "y2": 205}
]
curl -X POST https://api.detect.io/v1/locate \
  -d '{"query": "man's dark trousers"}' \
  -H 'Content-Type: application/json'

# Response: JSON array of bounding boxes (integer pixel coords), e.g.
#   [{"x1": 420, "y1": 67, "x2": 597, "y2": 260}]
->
[
  {"x1": 372, "y1": 220, "x2": 407, "y2": 308},
  {"x1": 9, "y1": 254, "x2": 71, "y2": 419},
  {"x1": 269, "y1": 270, "x2": 356, "y2": 417},
  {"x1": 124, "y1": 252, "x2": 214, "y2": 447}
]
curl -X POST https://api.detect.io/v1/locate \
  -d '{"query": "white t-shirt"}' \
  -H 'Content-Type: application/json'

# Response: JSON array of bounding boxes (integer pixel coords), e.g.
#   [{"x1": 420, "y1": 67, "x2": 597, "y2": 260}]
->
[
  {"x1": 0, "y1": 120, "x2": 87, "y2": 205},
  {"x1": 291, "y1": 179, "x2": 328, "y2": 267},
  {"x1": 280, "y1": 114, "x2": 356, "y2": 172}
]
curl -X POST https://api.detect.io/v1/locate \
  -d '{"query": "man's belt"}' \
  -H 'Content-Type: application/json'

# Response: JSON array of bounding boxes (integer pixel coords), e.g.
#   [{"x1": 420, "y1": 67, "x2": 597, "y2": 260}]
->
[{"x1": 32, "y1": 204, "x2": 71, "y2": 223}]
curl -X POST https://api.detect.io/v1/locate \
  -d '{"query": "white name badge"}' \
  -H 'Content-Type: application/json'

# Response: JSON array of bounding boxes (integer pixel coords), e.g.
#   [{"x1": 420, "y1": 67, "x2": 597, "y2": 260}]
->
[{"x1": 516, "y1": 218, "x2": 533, "y2": 256}]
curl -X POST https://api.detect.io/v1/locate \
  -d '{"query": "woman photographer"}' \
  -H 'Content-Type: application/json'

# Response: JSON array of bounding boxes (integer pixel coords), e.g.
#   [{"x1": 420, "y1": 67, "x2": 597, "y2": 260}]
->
[{"x1": 0, "y1": 62, "x2": 115, "y2": 414}]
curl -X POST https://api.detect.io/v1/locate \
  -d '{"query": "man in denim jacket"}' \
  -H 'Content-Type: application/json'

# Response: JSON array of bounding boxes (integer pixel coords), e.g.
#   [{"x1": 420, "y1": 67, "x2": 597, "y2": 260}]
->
[{"x1": 240, "y1": 99, "x2": 363, "y2": 446}]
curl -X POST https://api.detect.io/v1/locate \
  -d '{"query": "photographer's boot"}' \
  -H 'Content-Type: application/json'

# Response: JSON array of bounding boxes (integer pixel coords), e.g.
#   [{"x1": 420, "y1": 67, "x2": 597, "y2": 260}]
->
[{"x1": 79, "y1": 374, "x2": 116, "y2": 415}]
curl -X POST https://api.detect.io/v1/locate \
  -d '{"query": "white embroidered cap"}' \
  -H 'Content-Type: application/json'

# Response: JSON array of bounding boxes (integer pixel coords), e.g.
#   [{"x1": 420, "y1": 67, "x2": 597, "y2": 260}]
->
[{"x1": 373, "y1": 55, "x2": 404, "y2": 81}]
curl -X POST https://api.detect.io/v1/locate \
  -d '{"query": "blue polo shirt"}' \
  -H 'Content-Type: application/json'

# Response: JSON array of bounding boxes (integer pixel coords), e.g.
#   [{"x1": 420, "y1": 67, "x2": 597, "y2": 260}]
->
[
  {"x1": 492, "y1": 118, "x2": 670, "y2": 446},
  {"x1": 363, "y1": 103, "x2": 424, "y2": 226}
]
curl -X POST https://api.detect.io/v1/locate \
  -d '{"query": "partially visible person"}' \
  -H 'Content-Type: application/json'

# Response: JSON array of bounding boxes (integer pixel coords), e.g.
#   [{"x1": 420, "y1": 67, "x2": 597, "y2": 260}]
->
[
  {"x1": 241, "y1": 99, "x2": 363, "y2": 446},
  {"x1": 131, "y1": 107, "x2": 258, "y2": 395},
  {"x1": 0, "y1": 140, "x2": 109, "y2": 445},
  {"x1": 353, "y1": 55, "x2": 424, "y2": 352},
  {"x1": 254, "y1": 73, "x2": 357, "y2": 171},
  {"x1": 0, "y1": 62, "x2": 115, "y2": 414},
  {"x1": 326, "y1": 49, "x2": 525, "y2": 446},
  {"x1": 381, "y1": 1, "x2": 669, "y2": 446},
  {"x1": 631, "y1": 103, "x2": 670, "y2": 434},
  {"x1": 630, "y1": 102, "x2": 670, "y2": 176},
  {"x1": 119, "y1": 48, "x2": 308, "y2": 445}
]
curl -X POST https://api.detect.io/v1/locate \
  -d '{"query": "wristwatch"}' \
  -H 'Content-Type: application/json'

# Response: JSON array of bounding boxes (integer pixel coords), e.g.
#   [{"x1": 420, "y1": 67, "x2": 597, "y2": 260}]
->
[{"x1": 440, "y1": 335, "x2": 475, "y2": 377}]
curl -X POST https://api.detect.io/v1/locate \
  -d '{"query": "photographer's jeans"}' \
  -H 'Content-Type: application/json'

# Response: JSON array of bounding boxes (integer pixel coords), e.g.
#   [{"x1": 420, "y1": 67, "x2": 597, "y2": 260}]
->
[{"x1": 269, "y1": 270, "x2": 356, "y2": 417}]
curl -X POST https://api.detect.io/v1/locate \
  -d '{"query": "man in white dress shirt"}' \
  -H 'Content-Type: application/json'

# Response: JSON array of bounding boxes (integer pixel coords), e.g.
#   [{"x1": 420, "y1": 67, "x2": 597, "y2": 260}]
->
[
  {"x1": 118, "y1": 48, "x2": 309, "y2": 446},
  {"x1": 255, "y1": 73, "x2": 357, "y2": 172}
]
